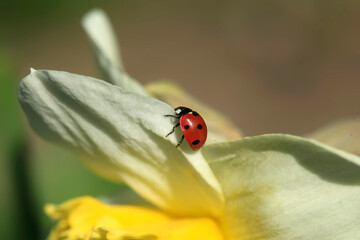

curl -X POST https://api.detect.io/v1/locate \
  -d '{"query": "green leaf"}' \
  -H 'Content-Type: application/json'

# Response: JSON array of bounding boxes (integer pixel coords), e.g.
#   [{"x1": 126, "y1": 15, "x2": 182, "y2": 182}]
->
[{"x1": 0, "y1": 55, "x2": 40, "y2": 239}]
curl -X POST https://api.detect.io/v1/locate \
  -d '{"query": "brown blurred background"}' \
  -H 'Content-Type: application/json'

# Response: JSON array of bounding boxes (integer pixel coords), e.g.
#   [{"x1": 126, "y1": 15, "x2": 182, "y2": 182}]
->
[
  {"x1": 4, "y1": 0, "x2": 360, "y2": 136},
  {"x1": 1, "y1": 0, "x2": 360, "y2": 239}
]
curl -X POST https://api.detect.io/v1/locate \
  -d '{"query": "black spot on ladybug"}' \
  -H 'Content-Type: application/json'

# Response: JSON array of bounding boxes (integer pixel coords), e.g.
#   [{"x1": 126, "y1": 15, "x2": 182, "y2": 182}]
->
[
  {"x1": 197, "y1": 124, "x2": 202, "y2": 129},
  {"x1": 192, "y1": 111, "x2": 199, "y2": 116},
  {"x1": 184, "y1": 125, "x2": 190, "y2": 129},
  {"x1": 192, "y1": 140, "x2": 200, "y2": 145}
]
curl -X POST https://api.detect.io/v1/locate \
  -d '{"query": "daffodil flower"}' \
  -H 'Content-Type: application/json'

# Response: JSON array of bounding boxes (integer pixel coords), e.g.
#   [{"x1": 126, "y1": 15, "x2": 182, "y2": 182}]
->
[{"x1": 18, "y1": 9, "x2": 360, "y2": 240}]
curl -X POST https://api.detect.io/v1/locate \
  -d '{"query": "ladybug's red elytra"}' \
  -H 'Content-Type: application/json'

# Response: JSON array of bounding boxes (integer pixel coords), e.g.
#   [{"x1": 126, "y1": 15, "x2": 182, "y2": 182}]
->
[{"x1": 165, "y1": 106, "x2": 207, "y2": 150}]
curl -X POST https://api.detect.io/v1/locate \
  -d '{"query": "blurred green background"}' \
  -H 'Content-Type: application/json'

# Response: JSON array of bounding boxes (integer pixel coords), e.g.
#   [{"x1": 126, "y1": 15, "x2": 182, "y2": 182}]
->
[{"x1": 1, "y1": 0, "x2": 360, "y2": 239}]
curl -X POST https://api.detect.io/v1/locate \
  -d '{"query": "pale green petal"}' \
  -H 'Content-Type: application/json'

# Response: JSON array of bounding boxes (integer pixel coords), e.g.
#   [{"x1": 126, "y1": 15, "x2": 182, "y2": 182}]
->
[
  {"x1": 306, "y1": 117, "x2": 360, "y2": 156},
  {"x1": 82, "y1": 9, "x2": 147, "y2": 95},
  {"x1": 82, "y1": 9, "x2": 123, "y2": 71},
  {"x1": 202, "y1": 134, "x2": 360, "y2": 240},
  {"x1": 18, "y1": 69, "x2": 223, "y2": 216}
]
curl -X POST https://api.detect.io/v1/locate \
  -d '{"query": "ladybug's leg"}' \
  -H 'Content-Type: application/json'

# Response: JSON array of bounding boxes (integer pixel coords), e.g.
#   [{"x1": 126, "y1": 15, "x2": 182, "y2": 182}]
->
[
  {"x1": 176, "y1": 135, "x2": 185, "y2": 148},
  {"x1": 164, "y1": 114, "x2": 179, "y2": 118},
  {"x1": 165, "y1": 122, "x2": 180, "y2": 137}
]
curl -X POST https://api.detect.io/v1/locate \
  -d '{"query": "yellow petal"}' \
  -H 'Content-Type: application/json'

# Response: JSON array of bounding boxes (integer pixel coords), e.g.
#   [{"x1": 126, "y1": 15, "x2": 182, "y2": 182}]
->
[{"x1": 45, "y1": 197, "x2": 224, "y2": 240}]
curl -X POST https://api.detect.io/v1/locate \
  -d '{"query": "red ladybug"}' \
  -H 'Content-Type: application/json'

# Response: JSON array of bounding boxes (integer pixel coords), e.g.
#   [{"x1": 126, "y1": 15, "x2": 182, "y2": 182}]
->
[{"x1": 165, "y1": 106, "x2": 207, "y2": 150}]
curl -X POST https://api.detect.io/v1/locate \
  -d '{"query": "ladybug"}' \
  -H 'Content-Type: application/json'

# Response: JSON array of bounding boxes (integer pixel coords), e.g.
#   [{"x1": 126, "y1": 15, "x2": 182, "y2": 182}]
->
[{"x1": 165, "y1": 106, "x2": 207, "y2": 150}]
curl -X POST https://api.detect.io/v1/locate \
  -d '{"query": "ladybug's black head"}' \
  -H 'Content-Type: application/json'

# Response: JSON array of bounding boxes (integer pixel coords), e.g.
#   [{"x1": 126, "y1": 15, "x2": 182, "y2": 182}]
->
[{"x1": 174, "y1": 106, "x2": 193, "y2": 117}]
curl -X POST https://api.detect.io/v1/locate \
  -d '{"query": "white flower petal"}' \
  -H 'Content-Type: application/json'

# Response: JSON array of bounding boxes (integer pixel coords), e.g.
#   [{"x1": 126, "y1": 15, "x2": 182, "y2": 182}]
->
[
  {"x1": 82, "y1": 9, "x2": 147, "y2": 95},
  {"x1": 202, "y1": 134, "x2": 360, "y2": 240},
  {"x1": 306, "y1": 117, "x2": 360, "y2": 156},
  {"x1": 18, "y1": 69, "x2": 223, "y2": 216},
  {"x1": 82, "y1": 9, "x2": 123, "y2": 71},
  {"x1": 99, "y1": 186, "x2": 154, "y2": 207}
]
